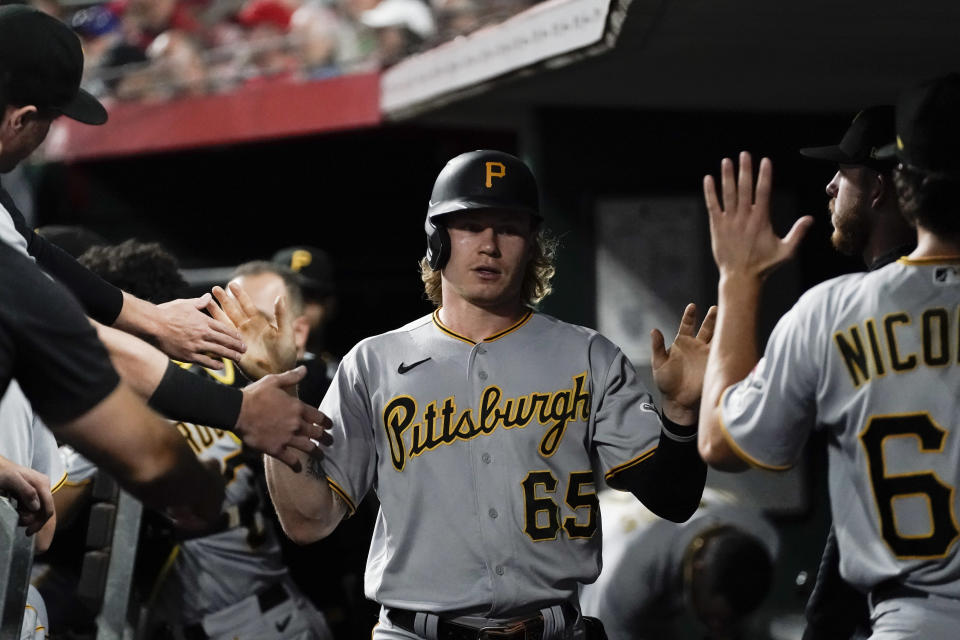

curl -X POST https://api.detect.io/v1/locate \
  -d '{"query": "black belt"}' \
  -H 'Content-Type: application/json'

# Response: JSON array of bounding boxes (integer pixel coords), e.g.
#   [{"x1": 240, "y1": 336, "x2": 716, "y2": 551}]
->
[
  {"x1": 870, "y1": 579, "x2": 930, "y2": 606},
  {"x1": 387, "y1": 605, "x2": 576, "y2": 640},
  {"x1": 183, "y1": 582, "x2": 288, "y2": 640}
]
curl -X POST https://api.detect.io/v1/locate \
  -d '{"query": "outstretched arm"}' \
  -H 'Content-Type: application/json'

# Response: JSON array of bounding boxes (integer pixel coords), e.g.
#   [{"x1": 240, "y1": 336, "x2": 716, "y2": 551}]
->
[
  {"x1": 610, "y1": 304, "x2": 715, "y2": 522},
  {"x1": 211, "y1": 282, "x2": 343, "y2": 542},
  {"x1": 699, "y1": 152, "x2": 813, "y2": 470}
]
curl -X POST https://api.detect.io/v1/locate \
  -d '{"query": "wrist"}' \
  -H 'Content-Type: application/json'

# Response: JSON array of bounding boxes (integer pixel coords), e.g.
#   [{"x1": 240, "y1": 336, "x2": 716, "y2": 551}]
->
[
  {"x1": 117, "y1": 292, "x2": 162, "y2": 339},
  {"x1": 661, "y1": 401, "x2": 698, "y2": 427}
]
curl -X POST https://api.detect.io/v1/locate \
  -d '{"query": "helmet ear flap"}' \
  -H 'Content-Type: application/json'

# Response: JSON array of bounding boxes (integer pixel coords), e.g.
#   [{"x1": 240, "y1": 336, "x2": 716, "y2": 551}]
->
[{"x1": 425, "y1": 218, "x2": 450, "y2": 270}]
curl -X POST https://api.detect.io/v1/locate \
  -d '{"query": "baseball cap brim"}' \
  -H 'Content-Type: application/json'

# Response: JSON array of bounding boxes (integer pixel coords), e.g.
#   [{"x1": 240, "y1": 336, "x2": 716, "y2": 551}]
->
[
  {"x1": 798, "y1": 144, "x2": 854, "y2": 163},
  {"x1": 59, "y1": 87, "x2": 107, "y2": 125},
  {"x1": 872, "y1": 141, "x2": 898, "y2": 161}
]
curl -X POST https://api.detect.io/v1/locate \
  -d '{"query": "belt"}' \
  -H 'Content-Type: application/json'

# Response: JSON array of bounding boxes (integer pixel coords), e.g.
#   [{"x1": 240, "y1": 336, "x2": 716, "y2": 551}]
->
[
  {"x1": 183, "y1": 582, "x2": 288, "y2": 640},
  {"x1": 387, "y1": 605, "x2": 576, "y2": 640},
  {"x1": 870, "y1": 579, "x2": 930, "y2": 607}
]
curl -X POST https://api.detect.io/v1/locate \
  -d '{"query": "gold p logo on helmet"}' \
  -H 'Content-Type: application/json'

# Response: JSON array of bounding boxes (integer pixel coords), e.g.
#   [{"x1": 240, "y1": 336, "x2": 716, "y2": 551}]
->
[
  {"x1": 485, "y1": 161, "x2": 506, "y2": 188},
  {"x1": 290, "y1": 249, "x2": 313, "y2": 272}
]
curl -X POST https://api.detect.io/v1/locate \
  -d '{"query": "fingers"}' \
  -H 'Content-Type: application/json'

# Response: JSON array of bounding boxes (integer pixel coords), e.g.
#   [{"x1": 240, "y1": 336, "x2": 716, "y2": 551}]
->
[
  {"x1": 269, "y1": 365, "x2": 308, "y2": 388},
  {"x1": 721, "y1": 157, "x2": 737, "y2": 213},
  {"x1": 675, "y1": 303, "x2": 698, "y2": 339},
  {"x1": 271, "y1": 449, "x2": 303, "y2": 474},
  {"x1": 650, "y1": 328, "x2": 667, "y2": 369},
  {"x1": 697, "y1": 305, "x2": 719, "y2": 343},
  {"x1": 286, "y1": 435, "x2": 323, "y2": 456},
  {"x1": 737, "y1": 151, "x2": 754, "y2": 209},
  {"x1": 205, "y1": 297, "x2": 232, "y2": 327},
  {"x1": 301, "y1": 404, "x2": 331, "y2": 429},
  {"x1": 274, "y1": 295, "x2": 291, "y2": 337},
  {"x1": 756, "y1": 156, "x2": 773, "y2": 210},
  {"x1": 204, "y1": 316, "x2": 245, "y2": 351},
  {"x1": 212, "y1": 285, "x2": 246, "y2": 327},
  {"x1": 227, "y1": 282, "x2": 261, "y2": 320},
  {"x1": 703, "y1": 175, "x2": 721, "y2": 218},
  {"x1": 782, "y1": 215, "x2": 815, "y2": 255},
  {"x1": 2, "y1": 471, "x2": 41, "y2": 512},
  {"x1": 188, "y1": 352, "x2": 224, "y2": 370},
  {"x1": 199, "y1": 326, "x2": 245, "y2": 362},
  {"x1": 192, "y1": 293, "x2": 212, "y2": 309}
]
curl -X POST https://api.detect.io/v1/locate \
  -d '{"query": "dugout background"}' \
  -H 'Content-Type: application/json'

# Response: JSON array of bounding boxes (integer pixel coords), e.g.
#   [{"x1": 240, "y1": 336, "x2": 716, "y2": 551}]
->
[{"x1": 28, "y1": 0, "x2": 960, "y2": 635}]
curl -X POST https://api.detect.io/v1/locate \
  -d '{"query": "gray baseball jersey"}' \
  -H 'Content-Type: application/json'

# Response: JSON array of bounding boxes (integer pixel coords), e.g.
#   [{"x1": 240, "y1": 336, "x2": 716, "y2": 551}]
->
[
  {"x1": 319, "y1": 310, "x2": 664, "y2": 615},
  {"x1": 719, "y1": 258, "x2": 960, "y2": 598},
  {"x1": 579, "y1": 488, "x2": 779, "y2": 639},
  {"x1": 151, "y1": 422, "x2": 331, "y2": 638}
]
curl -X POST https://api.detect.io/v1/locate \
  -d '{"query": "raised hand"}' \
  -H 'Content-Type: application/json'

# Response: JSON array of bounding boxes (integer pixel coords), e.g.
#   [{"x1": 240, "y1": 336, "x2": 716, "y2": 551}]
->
[
  {"x1": 236, "y1": 367, "x2": 335, "y2": 472},
  {"x1": 651, "y1": 303, "x2": 718, "y2": 424},
  {"x1": 703, "y1": 152, "x2": 814, "y2": 280},
  {"x1": 154, "y1": 294, "x2": 246, "y2": 369},
  {"x1": 0, "y1": 455, "x2": 54, "y2": 535},
  {"x1": 210, "y1": 282, "x2": 297, "y2": 380}
]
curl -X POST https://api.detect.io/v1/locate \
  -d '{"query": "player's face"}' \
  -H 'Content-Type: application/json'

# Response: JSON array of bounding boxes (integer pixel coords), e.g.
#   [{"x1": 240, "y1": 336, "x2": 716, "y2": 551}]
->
[
  {"x1": 825, "y1": 165, "x2": 875, "y2": 257},
  {"x1": 0, "y1": 107, "x2": 55, "y2": 173},
  {"x1": 441, "y1": 209, "x2": 535, "y2": 311}
]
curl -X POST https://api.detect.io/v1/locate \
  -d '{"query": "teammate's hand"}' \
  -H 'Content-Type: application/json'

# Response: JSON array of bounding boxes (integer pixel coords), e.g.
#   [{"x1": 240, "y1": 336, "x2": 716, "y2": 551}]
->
[
  {"x1": 651, "y1": 303, "x2": 718, "y2": 423},
  {"x1": 210, "y1": 283, "x2": 297, "y2": 380},
  {"x1": 154, "y1": 295, "x2": 246, "y2": 369},
  {"x1": 703, "y1": 152, "x2": 814, "y2": 281},
  {"x1": 236, "y1": 367, "x2": 334, "y2": 472},
  {"x1": 0, "y1": 455, "x2": 55, "y2": 535}
]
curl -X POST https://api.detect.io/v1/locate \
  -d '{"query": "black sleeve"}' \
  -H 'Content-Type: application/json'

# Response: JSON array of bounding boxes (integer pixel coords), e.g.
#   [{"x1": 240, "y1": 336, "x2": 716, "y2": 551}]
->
[
  {"x1": 2, "y1": 186, "x2": 124, "y2": 324},
  {"x1": 605, "y1": 414, "x2": 706, "y2": 522},
  {"x1": 802, "y1": 525, "x2": 870, "y2": 640},
  {"x1": 0, "y1": 243, "x2": 119, "y2": 425}
]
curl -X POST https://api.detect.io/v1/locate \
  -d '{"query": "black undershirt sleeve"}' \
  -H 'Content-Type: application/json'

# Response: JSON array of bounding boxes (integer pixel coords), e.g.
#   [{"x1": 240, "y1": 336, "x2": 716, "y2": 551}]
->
[
  {"x1": 2, "y1": 186, "x2": 124, "y2": 325},
  {"x1": 605, "y1": 414, "x2": 706, "y2": 522},
  {"x1": 0, "y1": 243, "x2": 119, "y2": 425}
]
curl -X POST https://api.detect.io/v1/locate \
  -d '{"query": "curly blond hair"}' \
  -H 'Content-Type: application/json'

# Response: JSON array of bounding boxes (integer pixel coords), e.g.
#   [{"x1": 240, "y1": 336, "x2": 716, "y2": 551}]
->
[{"x1": 419, "y1": 230, "x2": 558, "y2": 307}]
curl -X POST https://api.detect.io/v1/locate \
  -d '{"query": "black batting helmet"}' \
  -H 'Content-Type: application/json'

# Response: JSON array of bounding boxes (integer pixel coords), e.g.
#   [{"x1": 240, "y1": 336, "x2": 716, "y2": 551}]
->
[{"x1": 424, "y1": 150, "x2": 541, "y2": 270}]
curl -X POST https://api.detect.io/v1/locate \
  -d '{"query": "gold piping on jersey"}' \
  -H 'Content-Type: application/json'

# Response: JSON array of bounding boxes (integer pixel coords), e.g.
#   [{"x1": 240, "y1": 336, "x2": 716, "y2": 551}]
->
[
  {"x1": 205, "y1": 358, "x2": 236, "y2": 386},
  {"x1": 603, "y1": 446, "x2": 657, "y2": 480},
  {"x1": 897, "y1": 255, "x2": 960, "y2": 265},
  {"x1": 64, "y1": 477, "x2": 93, "y2": 488},
  {"x1": 383, "y1": 373, "x2": 591, "y2": 472},
  {"x1": 147, "y1": 545, "x2": 181, "y2": 607},
  {"x1": 431, "y1": 308, "x2": 534, "y2": 345},
  {"x1": 50, "y1": 470, "x2": 68, "y2": 494},
  {"x1": 716, "y1": 386, "x2": 793, "y2": 472},
  {"x1": 326, "y1": 477, "x2": 357, "y2": 515}
]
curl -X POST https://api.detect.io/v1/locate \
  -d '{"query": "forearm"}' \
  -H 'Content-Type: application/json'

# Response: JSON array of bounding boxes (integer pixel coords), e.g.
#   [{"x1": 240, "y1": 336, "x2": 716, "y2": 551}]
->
[
  {"x1": 112, "y1": 292, "x2": 161, "y2": 341},
  {"x1": 92, "y1": 320, "x2": 167, "y2": 397},
  {"x1": 265, "y1": 451, "x2": 344, "y2": 544},
  {"x1": 25, "y1": 230, "x2": 123, "y2": 324},
  {"x1": 609, "y1": 420, "x2": 706, "y2": 522},
  {"x1": 699, "y1": 274, "x2": 763, "y2": 469},
  {"x1": 53, "y1": 384, "x2": 222, "y2": 522}
]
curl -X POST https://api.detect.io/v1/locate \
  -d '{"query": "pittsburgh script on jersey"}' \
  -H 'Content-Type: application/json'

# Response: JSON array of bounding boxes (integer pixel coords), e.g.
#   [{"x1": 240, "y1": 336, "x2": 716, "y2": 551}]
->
[
  {"x1": 382, "y1": 373, "x2": 590, "y2": 471},
  {"x1": 834, "y1": 307, "x2": 959, "y2": 388}
]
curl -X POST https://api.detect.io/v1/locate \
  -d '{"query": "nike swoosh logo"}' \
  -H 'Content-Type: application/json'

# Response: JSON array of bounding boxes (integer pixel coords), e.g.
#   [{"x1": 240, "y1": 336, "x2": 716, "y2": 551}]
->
[
  {"x1": 398, "y1": 357, "x2": 432, "y2": 374},
  {"x1": 275, "y1": 615, "x2": 291, "y2": 632}
]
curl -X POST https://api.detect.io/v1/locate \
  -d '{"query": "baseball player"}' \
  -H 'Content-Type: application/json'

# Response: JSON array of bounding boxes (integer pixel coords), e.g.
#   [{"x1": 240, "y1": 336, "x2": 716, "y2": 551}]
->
[
  {"x1": 0, "y1": 381, "x2": 64, "y2": 640},
  {"x1": 580, "y1": 488, "x2": 778, "y2": 640},
  {"x1": 68, "y1": 239, "x2": 334, "y2": 640},
  {"x1": 699, "y1": 74, "x2": 960, "y2": 639},
  {"x1": 798, "y1": 105, "x2": 915, "y2": 640},
  {"x1": 253, "y1": 149, "x2": 715, "y2": 639}
]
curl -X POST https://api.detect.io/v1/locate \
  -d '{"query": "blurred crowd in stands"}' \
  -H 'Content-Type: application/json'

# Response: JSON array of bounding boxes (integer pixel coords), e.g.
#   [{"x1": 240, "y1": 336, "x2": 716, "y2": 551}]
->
[{"x1": 17, "y1": 0, "x2": 542, "y2": 104}]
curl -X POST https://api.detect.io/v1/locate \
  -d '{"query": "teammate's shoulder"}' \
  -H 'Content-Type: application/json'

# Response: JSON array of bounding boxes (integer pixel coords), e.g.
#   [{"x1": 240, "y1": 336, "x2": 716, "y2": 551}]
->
[{"x1": 793, "y1": 270, "x2": 872, "y2": 312}]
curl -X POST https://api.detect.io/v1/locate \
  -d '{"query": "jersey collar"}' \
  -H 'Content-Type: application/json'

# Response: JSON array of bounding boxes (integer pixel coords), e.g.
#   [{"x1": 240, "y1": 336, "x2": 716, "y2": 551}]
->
[{"x1": 431, "y1": 308, "x2": 534, "y2": 345}]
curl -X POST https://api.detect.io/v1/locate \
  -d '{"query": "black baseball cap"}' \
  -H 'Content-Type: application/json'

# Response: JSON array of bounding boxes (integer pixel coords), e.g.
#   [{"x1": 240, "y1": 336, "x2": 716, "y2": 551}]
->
[
  {"x1": 800, "y1": 105, "x2": 895, "y2": 170},
  {"x1": 0, "y1": 5, "x2": 107, "y2": 125},
  {"x1": 271, "y1": 246, "x2": 334, "y2": 298},
  {"x1": 874, "y1": 73, "x2": 960, "y2": 174}
]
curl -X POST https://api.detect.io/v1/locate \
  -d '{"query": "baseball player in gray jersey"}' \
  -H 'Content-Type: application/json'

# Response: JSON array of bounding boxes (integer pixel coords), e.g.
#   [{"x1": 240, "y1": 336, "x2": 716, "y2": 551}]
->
[
  {"x1": 580, "y1": 487, "x2": 778, "y2": 640},
  {"x1": 700, "y1": 74, "x2": 960, "y2": 640},
  {"x1": 260, "y1": 149, "x2": 716, "y2": 639}
]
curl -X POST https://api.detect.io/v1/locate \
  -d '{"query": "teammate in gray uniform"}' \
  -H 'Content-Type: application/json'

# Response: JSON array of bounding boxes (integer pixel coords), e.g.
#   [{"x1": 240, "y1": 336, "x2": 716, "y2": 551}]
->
[
  {"x1": 580, "y1": 488, "x2": 778, "y2": 640},
  {"x1": 798, "y1": 105, "x2": 915, "y2": 640},
  {"x1": 260, "y1": 150, "x2": 716, "y2": 639},
  {"x1": 699, "y1": 74, "x2": 960, "y2": 640}
]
